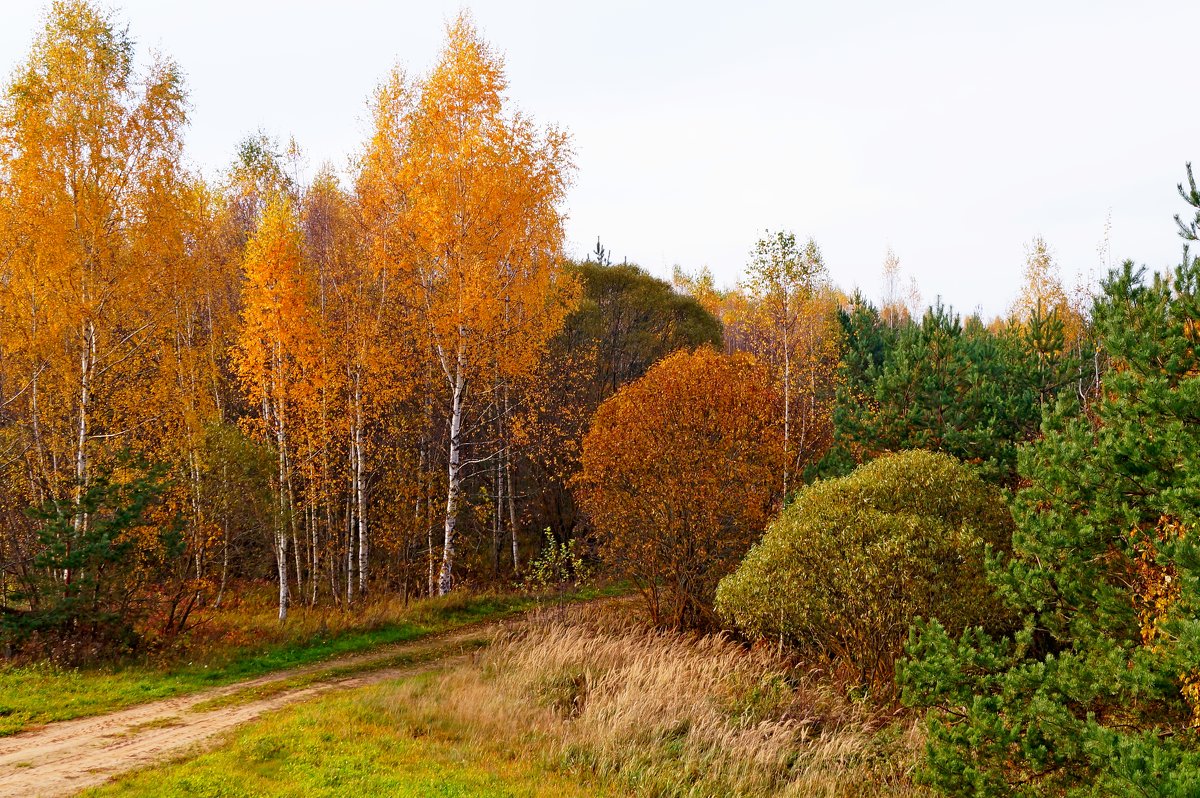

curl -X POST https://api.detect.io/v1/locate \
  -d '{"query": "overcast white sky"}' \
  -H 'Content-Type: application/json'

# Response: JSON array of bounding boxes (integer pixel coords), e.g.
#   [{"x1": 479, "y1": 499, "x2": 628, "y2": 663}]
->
[{"x1": 3, "y1": 1, "x2": 1197, "y2": 317}]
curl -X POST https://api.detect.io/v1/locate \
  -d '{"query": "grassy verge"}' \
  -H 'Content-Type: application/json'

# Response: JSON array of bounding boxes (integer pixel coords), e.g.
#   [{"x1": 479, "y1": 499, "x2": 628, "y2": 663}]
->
[
  {"x1": 396, "y1": 601, "x2": 927, "y2": 797},
  {"x1": 84, "y1": 676, "x2": 617, "y2": 798},
  {"x1": 91, "y1": 600, "x2": 926, "y2": 798},
  {"x1": 0, "y1": 585, "x2": 616, "y2": 736},
  {"x1": 187, "y1": 636, "x2": 491, "y2": 712}
]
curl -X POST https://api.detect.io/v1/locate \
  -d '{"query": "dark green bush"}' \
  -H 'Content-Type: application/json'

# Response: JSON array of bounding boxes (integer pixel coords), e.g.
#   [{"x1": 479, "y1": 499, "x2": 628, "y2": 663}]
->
[{"x1": 716, "y1": 450, "x2": 1012, "y2": 691}]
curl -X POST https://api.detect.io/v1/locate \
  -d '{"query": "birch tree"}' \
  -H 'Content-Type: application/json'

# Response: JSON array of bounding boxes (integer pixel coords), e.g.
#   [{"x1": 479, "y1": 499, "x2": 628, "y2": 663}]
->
[
  {"x1": 0, "y1": 0, "x2": 188, "y2": 571},
  {"x1": 232, "y1": 194, "x2": 322, "y2": 620},
  {"x1": 359, "y1": 14, "x2": 575, "y2": 595},
  {"x1": 742, "y1": 231, "x2": 838, "y2": 493}
]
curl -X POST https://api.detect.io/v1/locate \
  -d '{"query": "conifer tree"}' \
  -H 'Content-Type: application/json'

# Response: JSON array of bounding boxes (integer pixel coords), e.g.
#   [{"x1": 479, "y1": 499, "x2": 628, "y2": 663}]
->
[
  {"x1": 902, "y1": 245, "x2": 1200, "y2": 795},
  {"x1": 822, "y1": 299, "x2": 1084, "y2": 486}
]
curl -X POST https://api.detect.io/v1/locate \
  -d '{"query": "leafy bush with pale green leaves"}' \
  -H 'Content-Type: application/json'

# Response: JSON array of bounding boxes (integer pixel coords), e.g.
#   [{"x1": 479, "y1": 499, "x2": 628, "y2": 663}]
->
[{"x1": 715, "y1": 450, "x2": 1012, "y2": 691}]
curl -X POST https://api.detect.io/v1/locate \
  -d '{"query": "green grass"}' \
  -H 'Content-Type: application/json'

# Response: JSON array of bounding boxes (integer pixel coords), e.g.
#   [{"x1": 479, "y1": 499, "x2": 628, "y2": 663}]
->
[
  {"x1": 0, "y1": 587, "x2": 613, "y2": 736},
  {"x1": 188, "y1": 636, "x2": 491, "y2": 712},
  {"x1": 83, "y1": 676, "x2": 616, "y2": 798}
]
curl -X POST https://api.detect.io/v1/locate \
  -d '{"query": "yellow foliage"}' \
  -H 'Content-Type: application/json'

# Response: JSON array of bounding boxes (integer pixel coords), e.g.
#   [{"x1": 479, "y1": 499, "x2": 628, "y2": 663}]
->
[{"x1": 1131, "y1": 516, "x2": 1200, "y2": 724}]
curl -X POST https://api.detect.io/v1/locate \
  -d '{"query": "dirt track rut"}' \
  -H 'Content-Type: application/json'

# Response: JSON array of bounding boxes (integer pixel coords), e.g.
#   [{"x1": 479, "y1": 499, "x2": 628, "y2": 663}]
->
[{"x1": 0, "y1": 622, "x2": 500, "y2": 797}]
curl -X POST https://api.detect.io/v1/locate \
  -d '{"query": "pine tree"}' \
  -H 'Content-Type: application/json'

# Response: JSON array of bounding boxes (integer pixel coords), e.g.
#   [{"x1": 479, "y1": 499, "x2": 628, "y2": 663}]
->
[
  {"x1": 828, "y1": 303, "x2": 1026, "y2": 484},
  {"x1": 901, "y1": 249, "x2": 1200, "y2": 796}
]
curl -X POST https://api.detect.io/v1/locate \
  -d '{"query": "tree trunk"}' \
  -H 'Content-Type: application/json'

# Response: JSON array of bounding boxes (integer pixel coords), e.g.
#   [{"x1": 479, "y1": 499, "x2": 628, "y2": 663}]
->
[
  {"x1": 418, "y1": 437, "x2": 435, "y2": 598},
  {"x1": 275, "y1": 415, "x2": 290, "y2": 622},
  {"x1": 275, "y1": 529, "x2": 289, "y2": 622},
  {"x1": 272, "y1": 361, "x2": 290, "y2": 622},
  {"x1": 782, "y1": 329, "x2": 791, "y2": 496},
  {"x1": 503, "y1": 385, "x2": 519, "y2": 572},
  {"x1": 506, "y1": 444, "x2": 519, "y2": 572},
  {"x1": 215, "y1": 516, "x2": 230, "y2": 608},
  {"x1": 355, "y1": 378, "x2": 368, "y2": 597},
  {"x1": 287, "y1": 460, "x2": 303, "y2": 602},
  {"x1": 438, "y1": 361, "x2": 466, "y2": 595},
  {"x1": 492, "y1": 432, "x2": 501, "y2": 578},
  {"x1": 73, "y1": 320, "x2": 94, "y2": 540},
  {"x1": 309, "y1": 493, "x2": 319, "y2": 606},
  {"x1": 346, "y1": 442, "x2": 356, "y2": 605}
]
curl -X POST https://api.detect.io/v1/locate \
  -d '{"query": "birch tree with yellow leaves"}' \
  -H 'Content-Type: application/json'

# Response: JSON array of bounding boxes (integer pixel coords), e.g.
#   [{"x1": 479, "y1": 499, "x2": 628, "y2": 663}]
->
[
  {"x1": 0, "y1": 0, "x2": 188, "y2": 517},
  {"x1": 359, "y1": 14, "x2": 576, "y2": 595},
  {"x1": 740, "y1": 231, "x2": 842, "y2": 494},
  {"x1": 232, "y1": 194, "x2": 323, "y2": 621},
  {"x1": 0, "y1": 1, "x2": 251, "y2": 649}
]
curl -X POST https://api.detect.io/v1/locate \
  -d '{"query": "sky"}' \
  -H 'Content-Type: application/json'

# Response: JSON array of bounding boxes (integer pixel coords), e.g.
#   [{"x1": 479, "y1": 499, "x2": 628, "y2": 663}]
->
[{"x1": 2, "y1": 1, "x2": 1198, "y2": 318}]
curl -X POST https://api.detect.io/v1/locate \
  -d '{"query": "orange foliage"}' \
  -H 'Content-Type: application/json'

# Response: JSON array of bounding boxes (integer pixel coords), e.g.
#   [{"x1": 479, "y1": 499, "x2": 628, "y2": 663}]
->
[
  {"x1": 0, "y1": 0, "x2": 190, "y2": 505},
  {"x1": 231, "y1": 192, "x2": 324, "y2": 619},
  {"x1": 578, "y1": 348, "x2": 784, "y2": 629},
  {"x1": 1130, "y1": 516, "x2": 1200, "y2": 724},
  {"x1": 1010, "y1": 236, "x2": 1088, "y2": 345},
  {"x1": 358, "y1": 13, "x2": 577, "y2": 594}
]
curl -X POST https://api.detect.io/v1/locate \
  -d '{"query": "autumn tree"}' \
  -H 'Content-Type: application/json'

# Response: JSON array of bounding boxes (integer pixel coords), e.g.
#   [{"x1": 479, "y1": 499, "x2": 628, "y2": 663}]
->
[
  {"x1": 303, "y1": 165, "x2": 430, "y2": 603},
  {"x1": 578, "y1": 347, "x2": 784, "y2": 629},
  {"x1": 0, "y1": 1, "x2": 218, "y2": 647},
  {"x1": 738, "y1": 231, "x2": 842, "y2": 493},
  {"x1": 880, "y1": 248, "x2": 921, "y2": 328},
  {"x1": 296, "y1": 168, "x2": 352, "y2": 603},
  {"x1": 0, "y1": 0, "x2": 187, "y2": 509},
  {"x1": 358, "y1": 14, "x2": 576, "y2": 595},
  {"x1": 232, "y1": 193, "x2": 323, "y2": 620},
  {"x1": 676, "y1": 266, "x2": 729, "y2": 338},
  {"x1": 675, "y1": 256, "x2": 843, "y2": 479},
  {"x1": 516, "y1": 260, "x2": 723, "y2": 547},
  {"x1": 1010, "y1": 236, "x2": 1087, "y2": 344}
]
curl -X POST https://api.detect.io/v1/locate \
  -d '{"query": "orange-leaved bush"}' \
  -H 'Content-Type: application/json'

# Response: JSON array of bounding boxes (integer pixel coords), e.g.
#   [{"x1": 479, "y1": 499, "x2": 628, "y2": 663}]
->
[{"x1": 578, "y1": 347, "x2": 784, "y2": 629}]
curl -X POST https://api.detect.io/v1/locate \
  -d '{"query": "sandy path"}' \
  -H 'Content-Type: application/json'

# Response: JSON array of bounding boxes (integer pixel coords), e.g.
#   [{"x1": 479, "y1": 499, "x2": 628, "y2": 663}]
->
[{"x1": 0, "y1": 621, "x2": 504, "y2": 798}]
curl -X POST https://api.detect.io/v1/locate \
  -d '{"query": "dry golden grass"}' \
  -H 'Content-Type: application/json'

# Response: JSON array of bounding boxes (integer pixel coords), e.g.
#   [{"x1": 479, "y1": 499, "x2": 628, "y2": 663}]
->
[{"x1": 380, "y1": 600, "x2": 928, "y2": 797}]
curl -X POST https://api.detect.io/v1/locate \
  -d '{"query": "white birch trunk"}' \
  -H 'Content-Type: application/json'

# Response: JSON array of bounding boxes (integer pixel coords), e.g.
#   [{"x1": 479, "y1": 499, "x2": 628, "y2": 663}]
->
[
  {"x1": 275, "y1": 414, "x2": 290, "y2": 622},
  {"x1": 506, "y1": 444, "x2": 519, "y2": 572},
  {"x1": 344, "y1": 497, "x2": 352, "y2": 605},
  {"x1": 438, "y1": 358, "x2": 466, "y2": 595},
  {"x1": 355, "y1": 376, "x2": 368, "y2": 596},
  {"x1": 271, "y1": 355, "x2": 290, "y2": 622},
  {"x1": 73, "y1": 321, "x2": 94, "y2": 534},
  {"x1": 275, "y1": 527, "x2": 289, "y2": 622}
]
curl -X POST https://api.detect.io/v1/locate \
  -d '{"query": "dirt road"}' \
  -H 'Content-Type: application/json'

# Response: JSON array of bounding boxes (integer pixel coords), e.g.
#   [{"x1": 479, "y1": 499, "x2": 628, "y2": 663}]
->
[{"x1": 0, "y1": 622, "x2": 502, "y2": 798}]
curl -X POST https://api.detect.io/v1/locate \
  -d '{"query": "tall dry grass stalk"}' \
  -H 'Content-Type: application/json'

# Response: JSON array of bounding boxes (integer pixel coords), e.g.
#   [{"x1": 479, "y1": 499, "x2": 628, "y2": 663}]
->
[{"x1": 383, "y1": 601, "x2": 927, "y2": 797}]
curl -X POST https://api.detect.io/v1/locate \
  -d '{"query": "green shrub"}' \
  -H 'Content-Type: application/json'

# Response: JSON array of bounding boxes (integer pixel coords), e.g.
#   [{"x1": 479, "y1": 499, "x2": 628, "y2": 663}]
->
[{"x1": 715, "y1": 449, "x2": 1012, "y2": 691}]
